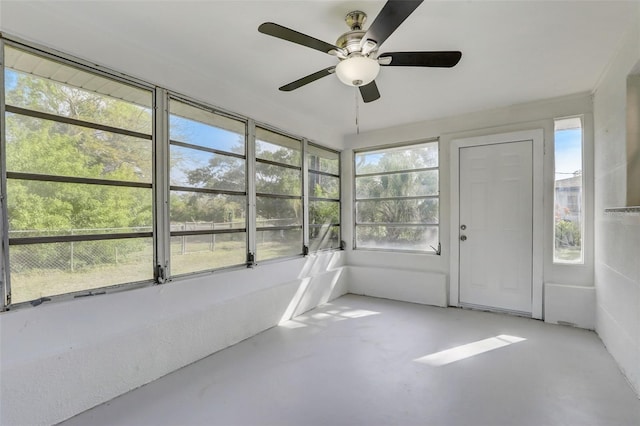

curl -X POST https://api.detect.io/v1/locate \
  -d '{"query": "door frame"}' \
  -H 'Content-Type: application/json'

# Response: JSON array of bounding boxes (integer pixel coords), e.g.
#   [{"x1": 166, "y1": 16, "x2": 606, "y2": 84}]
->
[{"x1": 449, "y1": 129, "x2": 544, "y2": 319}]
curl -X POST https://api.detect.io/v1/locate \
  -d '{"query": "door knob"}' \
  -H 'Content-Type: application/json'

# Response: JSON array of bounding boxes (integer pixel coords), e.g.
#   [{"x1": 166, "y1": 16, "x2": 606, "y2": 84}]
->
[{"x1": 460, "y1": 235, "x2": 467, "y2": 241}]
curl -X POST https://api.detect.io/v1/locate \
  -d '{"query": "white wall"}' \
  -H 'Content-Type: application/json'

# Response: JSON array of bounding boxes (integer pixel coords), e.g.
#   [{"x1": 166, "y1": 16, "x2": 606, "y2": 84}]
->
[
  {"x1": 0, "y1": 252, "x2": 347, "y2": 425},
  {"x1": 593, "y1": 3, "x2": 640, "y2": 396},
  {"x1": 342, "y1": 93, "x2": 595, "y2": 323}
]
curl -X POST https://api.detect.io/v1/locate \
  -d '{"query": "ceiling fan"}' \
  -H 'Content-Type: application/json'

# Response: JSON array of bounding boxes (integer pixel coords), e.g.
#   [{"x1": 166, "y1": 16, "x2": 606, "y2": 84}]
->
[{"x1": 258, "y1": 0, "x2": 462, "y2": 103}]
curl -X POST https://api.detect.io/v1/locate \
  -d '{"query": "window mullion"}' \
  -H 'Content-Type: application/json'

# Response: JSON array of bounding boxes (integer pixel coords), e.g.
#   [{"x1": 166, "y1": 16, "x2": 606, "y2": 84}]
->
[
  {"x1": 0, "y1": 40, "x2": 11, "y2": 308},
  {"x1": 302, "y1": 139, "x2": 310, "y2": 252},
  {"x1": 247, "y1": 119, "x2": 257, "y2": 265},
  {"x1": 154, "y1": 87, "x2": 170, "y2": 282}
]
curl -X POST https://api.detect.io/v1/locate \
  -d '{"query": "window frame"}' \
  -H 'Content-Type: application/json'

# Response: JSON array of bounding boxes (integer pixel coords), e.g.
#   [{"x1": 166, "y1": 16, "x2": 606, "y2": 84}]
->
[
  {"x1": 306, "y1": 141, "x2": 342, "y2": 252},
  {"x1": 1, "y1": 38, "x2": 158, "y2": 307},
  {"x1": 553, "y1": 115, "x2": 585, "y2": 265},
  {"x1": 167, "y1": 95, "x2": 250, "y2": 276},
  {"x1": 353, "y1": 138, "x2": 440, "y2": 254},
  {"x1": 253, "y1": 125, "x2": 304, "y2": 262}
]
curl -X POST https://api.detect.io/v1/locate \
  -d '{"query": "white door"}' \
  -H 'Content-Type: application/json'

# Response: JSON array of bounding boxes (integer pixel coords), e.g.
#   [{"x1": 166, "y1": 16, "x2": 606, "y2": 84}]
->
[{"x1": 459, "y1": 140, "x2": 533, "y2": 314}]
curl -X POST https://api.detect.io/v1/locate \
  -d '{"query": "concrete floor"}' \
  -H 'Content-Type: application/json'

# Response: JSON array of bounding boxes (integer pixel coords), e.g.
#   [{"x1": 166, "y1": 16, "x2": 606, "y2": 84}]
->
[{"x1": 62, "y1": 295, "x2": 640, "y2": 426}]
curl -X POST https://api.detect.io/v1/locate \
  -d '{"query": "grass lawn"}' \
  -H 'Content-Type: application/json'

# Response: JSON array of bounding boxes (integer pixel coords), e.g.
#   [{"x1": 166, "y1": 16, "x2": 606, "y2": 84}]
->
[{"x1": 10, "y1": 240, "x2": 301, "y2": 304}]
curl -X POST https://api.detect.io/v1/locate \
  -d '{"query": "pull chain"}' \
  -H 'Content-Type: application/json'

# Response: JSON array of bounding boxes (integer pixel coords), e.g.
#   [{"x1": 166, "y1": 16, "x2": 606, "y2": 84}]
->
[{"x1": 355, "y1": 88, "x2": 360, "y2": 135}]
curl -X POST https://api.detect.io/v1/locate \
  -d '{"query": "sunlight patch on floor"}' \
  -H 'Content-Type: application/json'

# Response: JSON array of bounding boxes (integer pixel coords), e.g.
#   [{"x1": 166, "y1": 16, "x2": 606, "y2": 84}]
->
[
  {"x1": 279, "y1": 306, "x2": 380, "y2": 328},
  {"x1": 414, "y1": 335, "x2": 526, "y2": 366}
]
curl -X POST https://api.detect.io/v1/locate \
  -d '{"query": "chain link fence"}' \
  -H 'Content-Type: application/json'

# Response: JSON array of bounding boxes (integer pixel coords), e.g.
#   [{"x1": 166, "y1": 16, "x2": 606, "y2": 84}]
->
[
  {"x1": 10, "y1": 219, "x2": 296, "y2": 273},
  {"x1": 9, "y1": 227, "x2": 153, "y2": 274}
]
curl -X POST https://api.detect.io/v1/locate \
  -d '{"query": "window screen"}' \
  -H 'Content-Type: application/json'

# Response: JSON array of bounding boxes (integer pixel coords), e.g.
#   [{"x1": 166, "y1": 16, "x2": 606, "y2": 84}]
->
[
  {"x1": 169, "y1": 99, "x2": 247, "y2": 274},
  {"x1": 307, "y1": 144, "x2": 340, "y2": 251},
  {"x1": 354, "y1": 140, "x2": 439, "y2": 252},
  {"x1": 255, "y1": 127, "x2": 303, "y2": 261},
  {"x1": 3, "y1": 45, "x2": 154, "y2": 303}
]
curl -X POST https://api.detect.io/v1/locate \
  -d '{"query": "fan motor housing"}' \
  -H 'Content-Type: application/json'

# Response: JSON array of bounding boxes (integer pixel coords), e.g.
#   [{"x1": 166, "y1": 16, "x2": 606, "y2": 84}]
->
[{"x1": 336, "y1": 30, "x2": 367, "y2": 55}]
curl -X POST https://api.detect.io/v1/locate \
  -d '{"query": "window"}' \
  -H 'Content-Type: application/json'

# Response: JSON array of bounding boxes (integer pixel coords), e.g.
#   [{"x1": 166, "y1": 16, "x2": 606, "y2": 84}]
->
[
  {"x1": 169, "y1": 99, "x2": 247, "y2": 275},
  {"x1": 255, "y1": 127, "x2": 303, "y2": 261},
  {"x1": 354, "y1": 140, "x2": 439, "y2": 252},
  {"x1": 3, "y1": 45, "x2": 154, "y2": 303},
  {"x1": 554, "y1": 117, "x2": 584, "y2": 263},
  {"x1": 307, "y1": 144, "x2": 341, "y2": 251},
  {"x1": 0, "y1": 37, "x2": 342, "y2": 308}
]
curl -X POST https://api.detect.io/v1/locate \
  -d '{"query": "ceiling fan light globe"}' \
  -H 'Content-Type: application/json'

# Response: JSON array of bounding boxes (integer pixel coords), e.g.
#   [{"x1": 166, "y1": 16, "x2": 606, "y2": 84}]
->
[{"x1": 335, "y1": 56, "x2": 380, "y2": 87}]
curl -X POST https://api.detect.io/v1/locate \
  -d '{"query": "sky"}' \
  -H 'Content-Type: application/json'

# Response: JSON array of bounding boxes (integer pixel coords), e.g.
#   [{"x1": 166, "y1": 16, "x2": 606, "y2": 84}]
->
[{"x1": 554, "y1": 128, "x2": 582, "y2": 182}]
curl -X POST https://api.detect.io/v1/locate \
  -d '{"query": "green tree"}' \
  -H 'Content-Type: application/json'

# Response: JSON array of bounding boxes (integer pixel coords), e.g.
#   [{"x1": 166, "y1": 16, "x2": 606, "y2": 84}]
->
[
  {"x1": 356, "y1": 147, "x2": 438, "y2": 244},
  {"x1": 5, "y1": 69, "x2": 153, "y2": 271},
  {"x1": 183, "y1": 140, "x2": 303, "y2": 226}
]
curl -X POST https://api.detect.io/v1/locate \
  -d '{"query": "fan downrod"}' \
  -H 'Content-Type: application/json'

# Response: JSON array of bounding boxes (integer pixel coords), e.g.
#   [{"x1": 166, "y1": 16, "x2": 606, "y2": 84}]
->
[{"x1": 345, "y1": 11, "x2": 367, "y2": 30}]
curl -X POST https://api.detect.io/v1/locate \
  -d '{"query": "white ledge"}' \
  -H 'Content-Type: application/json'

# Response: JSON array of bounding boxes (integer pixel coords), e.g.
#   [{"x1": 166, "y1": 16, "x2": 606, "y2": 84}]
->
[{"x1": 604, "y1": 206, "x2": 640, "y2": 215}]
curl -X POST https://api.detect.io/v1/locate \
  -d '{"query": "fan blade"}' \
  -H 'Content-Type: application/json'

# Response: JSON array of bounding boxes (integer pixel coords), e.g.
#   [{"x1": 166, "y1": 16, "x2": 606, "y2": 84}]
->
[
  {"x1": 259, "y1": 22, "x2": 342, "y2": 55},
  {"x1": 359, "y1": 81, "x2": 381, "y2": 103},
  {"x1": 361, "y1": 1, "x2": 424, "y2": 50},
  {"x1": 379, "y1": 51, "x2": 462, "y2": 68},
  {"x1": 279, "y1": 67, "x2": 336, "y2": 92}
]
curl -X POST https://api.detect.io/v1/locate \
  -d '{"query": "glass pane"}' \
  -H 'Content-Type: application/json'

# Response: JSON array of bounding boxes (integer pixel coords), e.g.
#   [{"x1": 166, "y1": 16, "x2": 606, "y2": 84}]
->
[
  {"x1": 170, "y1": 192, "x2": 245, "y2": 227},
  {"x1": 169, "y1": 99, "x2": 245, "y2": 154},
  {"x1": 310, "y1": 201, "x2": 340, "y2": 225},
  {"x1": 355, "y1": 170, "x2": 438, "y2": 199},
  {"x1": 307, "y1": 144, "x2": 339, "y2": 174},
  {"x1": 170, "y1": 232, "x2": 246, "y2": 275},
  {"x1": 170, "y1": 145, "x2": 245, "y2": 192},
  {"x1": 255, "y1": 127, "x2": 301, "y2": 166},
  {"x1": 356, "y1": 225, "x2": 438, "y2": 252},
  {"x1": 356, "y1": 199, "x2": 438, "y2": 225},
  {"x1": 256, "y1": 228, "x2": 302, "y2": 261},
  {"x1": 7, "y1": 180, "x2": 152, "y2": 237},
  {"x1": 6, "y1": 113, "x2": 152, "y2": 183},
  {"x1": 5, "y1": 46, "x2": 152, "y2": 133},
  {"x1": 9, "y1": 238, "x2": 153, "y2": 303},
  {"x1": 309, "y1": 173, "x2": 339, "y2": 199},
  {"x1": 355, "y1": 142, "x2": 437, "y2": 175},
  {"x1": 256, "y1": 163, "x2": 301, "y2": 196},
  {"x1": 554, "y1": 118, "x2": 583, "y2": 263},
  {"x1": 256, "y1": 197, "x2": 303, "y2": 227},
  {"x1": 310, "y1": 225, "x2": 340, "y2": 251}
]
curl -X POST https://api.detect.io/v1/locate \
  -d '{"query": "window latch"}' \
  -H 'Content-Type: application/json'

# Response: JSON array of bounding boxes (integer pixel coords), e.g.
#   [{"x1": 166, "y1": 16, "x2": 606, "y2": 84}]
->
[
  {"x1": 430, "y1": 242, "x2": 441, "y2": 255},
  {"x1": 247, "y1": 252, "x2": 256, "y2": 268},
  {"x1": 30, "y1": 296, "x2": 51, "y2": 307},
  {"x1": 155, "y1": 264, "x2": 167, "y2": 283}
]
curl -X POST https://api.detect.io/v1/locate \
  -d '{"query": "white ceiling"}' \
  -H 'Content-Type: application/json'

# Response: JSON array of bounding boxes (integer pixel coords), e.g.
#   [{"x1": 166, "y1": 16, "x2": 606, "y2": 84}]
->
[{"x1": 1, "y1": 1, "x2": 637, "y2": 146}]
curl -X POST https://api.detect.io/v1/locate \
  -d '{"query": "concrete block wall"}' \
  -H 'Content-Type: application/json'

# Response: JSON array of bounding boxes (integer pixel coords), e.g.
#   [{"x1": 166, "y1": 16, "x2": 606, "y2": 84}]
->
[
  {"x1": 0, "y1": 252, "x2": 347, "y2": 426},
  {"x1": 593, "y1": 3, "x2": 640, "y2": 396}
]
